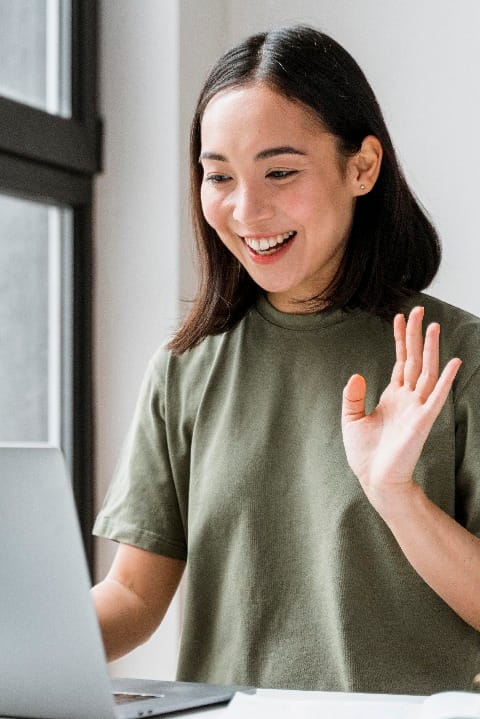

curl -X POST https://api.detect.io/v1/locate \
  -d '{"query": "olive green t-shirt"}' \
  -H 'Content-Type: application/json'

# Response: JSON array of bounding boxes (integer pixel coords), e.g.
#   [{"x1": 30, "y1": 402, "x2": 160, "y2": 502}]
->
[{"x1": 94, "y1": 293, "x2": 480, "y2": 694}]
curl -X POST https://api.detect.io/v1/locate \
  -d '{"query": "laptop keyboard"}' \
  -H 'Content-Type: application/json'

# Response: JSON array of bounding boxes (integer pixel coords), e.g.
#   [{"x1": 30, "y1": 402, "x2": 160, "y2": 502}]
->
[{"x1": 113, "y1": 693, "x2": 164, "y2": 705}]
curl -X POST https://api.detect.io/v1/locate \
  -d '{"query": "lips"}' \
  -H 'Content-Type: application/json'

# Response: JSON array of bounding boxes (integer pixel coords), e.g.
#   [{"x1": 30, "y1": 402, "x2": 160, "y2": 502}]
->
[{"x1": 243, "y1": 230, "x2": 296, "y2": 255}]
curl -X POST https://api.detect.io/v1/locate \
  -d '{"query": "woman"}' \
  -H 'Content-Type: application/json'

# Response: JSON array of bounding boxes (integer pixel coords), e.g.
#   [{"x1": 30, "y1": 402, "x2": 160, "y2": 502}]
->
[{"x1": 93, "y1": 26, "x2": 480, "y2": 694}]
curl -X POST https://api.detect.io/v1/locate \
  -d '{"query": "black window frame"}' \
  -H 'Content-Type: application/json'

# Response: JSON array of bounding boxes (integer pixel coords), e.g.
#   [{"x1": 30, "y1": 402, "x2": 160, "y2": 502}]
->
[{"x1": 0, "y1": 0, "x2": 101, "y2": 572}]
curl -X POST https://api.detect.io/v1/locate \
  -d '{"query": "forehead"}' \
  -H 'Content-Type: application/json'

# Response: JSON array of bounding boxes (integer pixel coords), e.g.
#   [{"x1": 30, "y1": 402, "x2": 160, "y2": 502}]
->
[{"x1": 200, "y1": 83, "x2": 326, "y2": 152}]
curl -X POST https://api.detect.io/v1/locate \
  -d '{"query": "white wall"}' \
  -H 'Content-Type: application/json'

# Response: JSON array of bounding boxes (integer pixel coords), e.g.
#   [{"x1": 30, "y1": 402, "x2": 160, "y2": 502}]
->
[
  {"x1": 177, "y1": 0, "x2": 227, "y2": 303},
  {"x1": 94, "y1": 0, "x2": 480, "y2": 680},
  {"x1": 94, "y1": 0, "x2": 226, "y2": 680},
  {"x1": 94, "y1": 0, "x2": 182, "y2": 679}
]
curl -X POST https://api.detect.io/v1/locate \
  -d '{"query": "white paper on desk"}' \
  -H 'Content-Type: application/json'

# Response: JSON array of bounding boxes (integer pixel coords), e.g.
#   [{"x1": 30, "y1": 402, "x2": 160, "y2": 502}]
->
[
  {"x1": 225, "y1": 692, "x2": 419, "y2": 718},
  {"x1": 225, "y1": 691, "x2": 480, "y2": 718},
  {"x1": 419, "y1": 692, "x2": 480, "y2": 718}
]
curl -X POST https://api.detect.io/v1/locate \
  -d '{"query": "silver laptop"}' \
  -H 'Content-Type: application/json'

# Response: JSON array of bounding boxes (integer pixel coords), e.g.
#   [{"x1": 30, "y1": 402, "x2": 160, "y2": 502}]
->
[{"x1": 0, "y1": 445, "x2": 251, "y2": 719}]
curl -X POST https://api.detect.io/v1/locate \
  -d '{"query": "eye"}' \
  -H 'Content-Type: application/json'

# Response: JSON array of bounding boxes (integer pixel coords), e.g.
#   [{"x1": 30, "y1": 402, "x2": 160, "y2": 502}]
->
[
  {"x1": 204, "y1": 173, "x2": 232, "y2": 184},
  {"x1": 267, "y1": 169, "x2": 299, "y2": 180}
]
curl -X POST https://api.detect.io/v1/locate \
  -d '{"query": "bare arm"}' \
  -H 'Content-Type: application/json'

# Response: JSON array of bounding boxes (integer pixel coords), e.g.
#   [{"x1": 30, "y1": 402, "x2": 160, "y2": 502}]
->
[
  {"x1": 342, "y1": 306, "x2": 480, "y2": 630},
  {"x1": 91, "y1": 543, "x2": 185, "y2": 661},
  {"x1": 376, "y1": 481, "x2": 480, "y2": 630}
]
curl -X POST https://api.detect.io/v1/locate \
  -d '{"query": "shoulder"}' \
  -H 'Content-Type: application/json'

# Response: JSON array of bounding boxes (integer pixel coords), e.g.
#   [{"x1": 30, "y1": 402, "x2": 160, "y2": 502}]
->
[
  {"x1": 401, "y1": 292, "x2": 480, "y2": 345},
  {"x1": 149, "y1": 311, "x2": 254, "y2": 392},
  {"x1": 408, "y1": 293, "x2": 480, "y2": 395},
  {"x1": 414, "y1": 293, "x2": 480, "y2": 349},
  {"x1": 415, "y1": 292, "x2": 480, "y2": 326}
]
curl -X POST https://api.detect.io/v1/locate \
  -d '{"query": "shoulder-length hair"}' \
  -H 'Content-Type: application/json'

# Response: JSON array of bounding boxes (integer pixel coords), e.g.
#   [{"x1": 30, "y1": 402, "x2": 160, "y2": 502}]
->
[{"x1": 168, "y1": 25, "x2": 440, "y2": 354}]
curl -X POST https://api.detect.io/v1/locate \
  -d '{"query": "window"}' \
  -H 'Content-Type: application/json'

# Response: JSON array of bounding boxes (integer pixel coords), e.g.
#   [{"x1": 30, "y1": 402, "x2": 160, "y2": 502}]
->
[
  {"x1": 0, "y1": 0, "x2": 71, "y2": 116},
  {"x1": 0, "y1": 0, "x2": 101, "y2": 570},
  {"x1": 0, "y1": 197, "x2": 73, "y2": 447}
]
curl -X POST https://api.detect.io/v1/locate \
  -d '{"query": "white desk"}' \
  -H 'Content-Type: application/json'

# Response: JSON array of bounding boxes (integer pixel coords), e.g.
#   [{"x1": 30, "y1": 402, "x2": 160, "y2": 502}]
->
[
  {"x1": 190, "y1": 688, "x2": 480, "y2": 718},
  {"x1": 2, "y1": 688, "x2": 478, "y2": 718},
  {"x1": 190, "y1": 688, "x2": 425, "y2": 717}
]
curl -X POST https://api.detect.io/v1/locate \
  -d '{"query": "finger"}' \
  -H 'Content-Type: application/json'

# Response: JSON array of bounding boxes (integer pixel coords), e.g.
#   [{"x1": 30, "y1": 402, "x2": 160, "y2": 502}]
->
[
  {"x1": 424, "y1": 358, "x2": 462, "y2": 418},
  {"x1": 415, "y1": 322, "x2": 440, "y2": 400},
  {"x1": 404, "y1": 306, "x2": 425, "y2": 389},
  {"x1": 342, "y1": 374, "x2": 367, "y2": 425},
  {"x1": 391, "y1": 313, "x2": 406, "y2": 385}
]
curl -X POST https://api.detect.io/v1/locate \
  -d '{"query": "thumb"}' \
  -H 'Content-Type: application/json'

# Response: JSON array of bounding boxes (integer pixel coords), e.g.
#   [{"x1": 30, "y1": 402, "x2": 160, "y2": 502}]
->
[{"x1": 342, "y1": 374, "x2": 367, "y2": 425}]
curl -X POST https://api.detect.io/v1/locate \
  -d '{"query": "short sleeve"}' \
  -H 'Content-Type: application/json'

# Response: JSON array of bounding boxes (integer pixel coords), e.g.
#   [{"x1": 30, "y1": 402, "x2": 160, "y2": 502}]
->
[{"x1": 93, "y1": 349, "x2": 187, "y2": 560}]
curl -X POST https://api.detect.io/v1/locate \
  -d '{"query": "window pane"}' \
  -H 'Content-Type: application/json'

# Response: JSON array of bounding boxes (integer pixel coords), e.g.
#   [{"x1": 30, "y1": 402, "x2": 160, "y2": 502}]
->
[
  {"x1": 0, "y1": 0, "x2": 71, "y2": 117},
  {"x1": 0, "y1": 195, "x2": 73, "y2": 465}
]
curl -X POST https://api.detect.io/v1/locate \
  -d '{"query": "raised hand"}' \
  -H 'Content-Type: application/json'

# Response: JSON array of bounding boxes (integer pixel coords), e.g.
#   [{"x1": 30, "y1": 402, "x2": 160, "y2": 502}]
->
[{"x1": 341, "y1": 306, "x2": 461, "y2": 517}]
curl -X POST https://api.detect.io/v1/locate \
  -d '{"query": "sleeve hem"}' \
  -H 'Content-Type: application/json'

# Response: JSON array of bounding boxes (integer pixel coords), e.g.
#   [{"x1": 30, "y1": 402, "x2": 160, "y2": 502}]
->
[{"x1": 93, "y1": 515, "x2": 187, "y2": 561}]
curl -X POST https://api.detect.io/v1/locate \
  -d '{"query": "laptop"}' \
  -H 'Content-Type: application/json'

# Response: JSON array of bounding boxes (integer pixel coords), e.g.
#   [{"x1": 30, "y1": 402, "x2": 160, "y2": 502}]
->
[{"x1": 0, "y1": 445, "x2": 252, "y2": 719}]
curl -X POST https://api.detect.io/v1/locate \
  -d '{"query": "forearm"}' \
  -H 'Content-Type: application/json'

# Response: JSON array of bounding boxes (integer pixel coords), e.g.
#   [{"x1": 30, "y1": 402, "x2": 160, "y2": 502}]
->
[
  {"x1": 376, "y1": 482, "x2": 480, "y2": 631},
  {"x1": 91, "y1": 578, "x2": 163, "y2": 662}
]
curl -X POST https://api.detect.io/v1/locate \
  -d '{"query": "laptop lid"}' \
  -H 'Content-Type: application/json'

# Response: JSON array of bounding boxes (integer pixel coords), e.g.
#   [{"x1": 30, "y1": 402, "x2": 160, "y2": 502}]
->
[
  {"x1": 0, "y1": 445, "x2": 246, "y2": 719},
  {"x1": 1, "y1": 444, "x2": 116, "y2": 719}
]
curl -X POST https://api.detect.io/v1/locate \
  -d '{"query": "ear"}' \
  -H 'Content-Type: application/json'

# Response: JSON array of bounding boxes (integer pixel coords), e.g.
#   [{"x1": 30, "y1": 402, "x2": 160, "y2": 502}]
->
[{"x1": 349, "y1": 135, "x2": 383, "y2": 196}]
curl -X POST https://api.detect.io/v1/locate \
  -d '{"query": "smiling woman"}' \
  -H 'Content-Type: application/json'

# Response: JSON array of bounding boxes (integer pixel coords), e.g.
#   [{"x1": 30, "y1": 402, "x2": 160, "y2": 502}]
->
[
  {"x1": 92, "y1": 25, "x2": 480, "y2": 695},
  {"x1": 170, "y1": 27, "x2": 441, "y2": 351},
  {"x1": 199, "y1": 83, "x2": 382, "y2": 312}
]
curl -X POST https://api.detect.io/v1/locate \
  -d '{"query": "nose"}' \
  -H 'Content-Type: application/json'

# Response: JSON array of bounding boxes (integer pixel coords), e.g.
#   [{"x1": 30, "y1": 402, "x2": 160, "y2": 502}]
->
[{"x1": 231, "y1": 183, "x2": 274, "y2": 226}]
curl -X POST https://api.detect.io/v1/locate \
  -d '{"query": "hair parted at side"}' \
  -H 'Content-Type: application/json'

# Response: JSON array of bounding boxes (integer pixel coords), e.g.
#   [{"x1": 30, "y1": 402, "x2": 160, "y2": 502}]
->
[{"x1": 168, "y1": 25, "x2": 441, "y2": 354}]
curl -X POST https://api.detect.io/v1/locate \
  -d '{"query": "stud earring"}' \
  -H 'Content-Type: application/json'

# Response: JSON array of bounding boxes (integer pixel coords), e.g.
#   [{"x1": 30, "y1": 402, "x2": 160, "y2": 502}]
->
[{"x1": 360, "y1": 184, "x2": 366, "y2": 190}]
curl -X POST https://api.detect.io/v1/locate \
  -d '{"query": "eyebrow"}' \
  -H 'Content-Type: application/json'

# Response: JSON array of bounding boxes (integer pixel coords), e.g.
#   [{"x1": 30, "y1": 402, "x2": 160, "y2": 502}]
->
[{"x1": 199, "y1": 145, "x2": 307, "y2": 163}]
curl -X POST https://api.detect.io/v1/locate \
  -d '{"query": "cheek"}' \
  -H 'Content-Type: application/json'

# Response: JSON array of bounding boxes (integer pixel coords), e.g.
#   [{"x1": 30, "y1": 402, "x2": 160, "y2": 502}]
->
[
  {"x1": 199, "y1": 185, "x2": 212, "y2": 223},
  {"x1": 300, "y1": 183, "x2": 354, "y2": 231},
  {"x1": 200, "y1": 187, "x2": 224, "y2": 232},
  {"x1": 200, "y1": 190, "x2": 239, "y2": 258}
]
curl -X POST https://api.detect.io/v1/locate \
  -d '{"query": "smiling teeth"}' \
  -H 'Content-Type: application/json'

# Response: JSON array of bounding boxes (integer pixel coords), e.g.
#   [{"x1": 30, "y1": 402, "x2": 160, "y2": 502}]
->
[{"x1": 244, "y1": 231, "x2": 295, "y2": 252}]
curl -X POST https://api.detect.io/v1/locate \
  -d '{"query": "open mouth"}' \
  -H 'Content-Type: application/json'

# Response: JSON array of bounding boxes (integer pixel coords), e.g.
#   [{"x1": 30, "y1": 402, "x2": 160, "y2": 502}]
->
[{"x1": 242, "y1": 230, "x2": 297, "y2": 256}]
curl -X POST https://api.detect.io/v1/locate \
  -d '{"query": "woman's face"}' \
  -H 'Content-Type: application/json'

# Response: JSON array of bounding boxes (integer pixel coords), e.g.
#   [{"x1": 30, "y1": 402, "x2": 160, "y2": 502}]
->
[{"x1": 199, "y1": 82, "x2": 363, "y2": 312}]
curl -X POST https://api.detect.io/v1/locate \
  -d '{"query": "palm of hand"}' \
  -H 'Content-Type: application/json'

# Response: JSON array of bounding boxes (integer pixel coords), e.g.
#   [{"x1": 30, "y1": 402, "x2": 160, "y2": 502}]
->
[{"x1": 341, "y1": 307, "x2": 461, "y2": 510}]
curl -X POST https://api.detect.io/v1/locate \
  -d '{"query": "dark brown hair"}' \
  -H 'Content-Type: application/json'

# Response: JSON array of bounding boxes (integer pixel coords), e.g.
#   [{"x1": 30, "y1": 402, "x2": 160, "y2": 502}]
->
[{"x1": 168, "y1": 25, "x2": 441, "y2": 354}]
